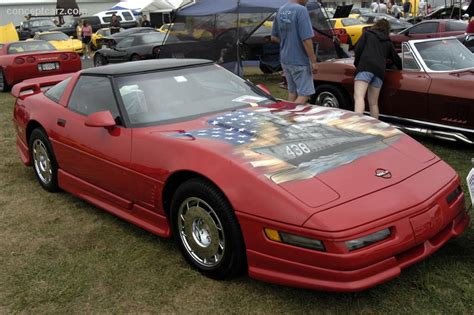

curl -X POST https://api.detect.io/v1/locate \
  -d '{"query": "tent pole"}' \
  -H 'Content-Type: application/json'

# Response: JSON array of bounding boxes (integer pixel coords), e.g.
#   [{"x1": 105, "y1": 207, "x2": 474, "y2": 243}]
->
[{"x1": 235, "y1": 0, "x2": 243, "y2": 77}]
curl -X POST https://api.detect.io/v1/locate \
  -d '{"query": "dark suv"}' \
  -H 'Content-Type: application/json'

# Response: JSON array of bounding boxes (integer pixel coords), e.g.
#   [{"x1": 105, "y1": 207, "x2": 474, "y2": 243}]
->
[{"x1": 17, "y1": 18, "x2": 57, "y2": 40}]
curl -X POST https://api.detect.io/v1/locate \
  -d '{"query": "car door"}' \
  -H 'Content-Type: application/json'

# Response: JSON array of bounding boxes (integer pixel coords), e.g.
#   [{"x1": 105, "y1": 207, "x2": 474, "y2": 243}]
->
[
  {"x1": 50, "y1": 75, "x2": 135, "y2": 202},
  {"x1": 108, "y1": 36, "x2": 134, "y2": 63},
  {"x1": 381, "y1": 43, "x2": 431, "y2": 120}
]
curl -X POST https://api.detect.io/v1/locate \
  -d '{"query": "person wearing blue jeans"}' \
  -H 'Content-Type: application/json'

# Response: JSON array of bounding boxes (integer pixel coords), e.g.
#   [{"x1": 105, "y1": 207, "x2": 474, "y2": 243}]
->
[{"x1": 271, "y1": 0, "x2": 318, "y2": 104}]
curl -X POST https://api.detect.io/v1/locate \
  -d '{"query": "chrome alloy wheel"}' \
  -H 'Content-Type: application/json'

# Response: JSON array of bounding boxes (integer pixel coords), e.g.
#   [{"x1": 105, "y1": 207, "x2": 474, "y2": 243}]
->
[
  {"x1": 315, "y1": 91, "x2": 340, "y2": 108},
  {"x1": 32, "y1": 139, "x2": 52, "y2": 185},
  {"x1": 178, "y1": 197, "x2": 225, "y2": 268}
]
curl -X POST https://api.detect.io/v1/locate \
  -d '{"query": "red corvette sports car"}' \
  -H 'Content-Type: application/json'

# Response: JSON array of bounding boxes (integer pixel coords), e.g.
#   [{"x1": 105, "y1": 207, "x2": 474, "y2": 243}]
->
[
  {"x1": 0, "y1": 40, "x2": 81, "y2": 92},
  {"x1": 12, "y1": 59, "x2": 469, "y2": 292}
]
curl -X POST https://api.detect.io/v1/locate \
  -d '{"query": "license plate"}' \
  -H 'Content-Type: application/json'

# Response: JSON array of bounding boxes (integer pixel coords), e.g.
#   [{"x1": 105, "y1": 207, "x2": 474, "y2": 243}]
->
[
  {"x1": 467, "y1": 168, "x2": 474, "y2": 205},
  {"x1": 39, "y1": 62, "x2": 59, "y2": 71}
]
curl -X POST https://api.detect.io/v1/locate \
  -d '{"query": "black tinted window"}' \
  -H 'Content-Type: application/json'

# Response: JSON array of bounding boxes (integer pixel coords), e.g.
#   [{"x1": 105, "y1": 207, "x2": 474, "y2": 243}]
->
[
  {"x1": 446, "y1": 21, "x2": 468, "y2": 32},
  {"x1": 123, "y1": 12, "x2": 133, "y2": 21},
  {"x1": 410, "y1": 22, "x2": 438, "y2": 34},
  {"x1": 68, "y1": 76, "x2": 120, "y2": 119},
  {"x1": 139, "y1": 33, "x2": 167, "y2": 44},
  {"x1": 45, "y1": 78, "x2": 71, "y2": 103}
]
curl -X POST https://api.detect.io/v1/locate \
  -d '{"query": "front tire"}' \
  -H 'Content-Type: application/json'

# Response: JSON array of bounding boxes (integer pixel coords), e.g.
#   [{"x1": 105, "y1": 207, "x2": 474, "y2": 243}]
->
[
  {"x1": 170, "y1": 178, "x2": 246, "y2": 280},
  {"x1": 94, "y1": 54, "x2": 108, "y2": 67},
  {"x1": 0, "y1": 68, "x2": 10, "y2": 92},
  {"x1": 312, "y1": 84, "x2": 351, "y2": 110},
  {"x1": 29, "y1": 128, "x2": 59, "y2": 192}
]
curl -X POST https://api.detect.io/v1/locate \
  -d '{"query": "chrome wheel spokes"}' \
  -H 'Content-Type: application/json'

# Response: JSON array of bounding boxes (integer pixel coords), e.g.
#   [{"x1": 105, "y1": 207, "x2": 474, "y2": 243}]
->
[
  {"x1": 178, "y1": 197, "x2": 225, "y2": 268},
  {"x1": 32, "y1": 139, "x2": 52, "y2": 185},
  {"x1": 316, "y1": 92, "x2": 340, "y2": 108}
]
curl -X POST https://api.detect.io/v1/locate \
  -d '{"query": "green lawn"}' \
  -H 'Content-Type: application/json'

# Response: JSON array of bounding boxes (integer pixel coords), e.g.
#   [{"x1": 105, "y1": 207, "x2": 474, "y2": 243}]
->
[{"x1": 0, "y1": 75, "x2": 473, "y2": 314}]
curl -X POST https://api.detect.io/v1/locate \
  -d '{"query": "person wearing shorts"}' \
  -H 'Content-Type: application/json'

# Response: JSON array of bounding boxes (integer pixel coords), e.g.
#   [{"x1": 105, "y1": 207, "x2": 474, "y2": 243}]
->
[
  {"x1": 81, "y1": 21, "x2": 92, "y2": 60},
  {"x1": 353, "y1": 19, "x2": 401, "y2": 119},
  {"x1": 271, "y1": 0, "x2": 318, "y2": 104}
]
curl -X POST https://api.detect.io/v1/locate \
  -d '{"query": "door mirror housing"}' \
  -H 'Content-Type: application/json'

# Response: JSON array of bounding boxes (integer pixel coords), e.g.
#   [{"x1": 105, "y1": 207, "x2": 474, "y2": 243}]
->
[
  {"x1": 403, "y1": 29, "x2": 410, "y2": 37},
  {"x1": 256, "y1": 83, "x2": 271, "y2": 96},
  {"x1": 85, "y1": 111, "x2": 116, "y2": 129}
]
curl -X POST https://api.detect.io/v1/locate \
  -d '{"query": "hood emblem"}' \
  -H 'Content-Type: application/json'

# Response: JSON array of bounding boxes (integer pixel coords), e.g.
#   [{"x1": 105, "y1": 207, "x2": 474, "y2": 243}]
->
[{"x1": 375, "y1": 169, "x2": 392, "y2": 179}]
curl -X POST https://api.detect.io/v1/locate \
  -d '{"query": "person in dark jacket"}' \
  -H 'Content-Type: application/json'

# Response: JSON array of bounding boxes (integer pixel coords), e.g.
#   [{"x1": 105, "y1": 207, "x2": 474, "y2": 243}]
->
[
  {"x1": 353, "y1": 19, "x2": 401, "y2": 119},
  {"x1": 110, "y1": 14, "x2": 121, "y2": 35},
  {"x1": 141, "y1": 15, "x2": 152, "y2": 27}
]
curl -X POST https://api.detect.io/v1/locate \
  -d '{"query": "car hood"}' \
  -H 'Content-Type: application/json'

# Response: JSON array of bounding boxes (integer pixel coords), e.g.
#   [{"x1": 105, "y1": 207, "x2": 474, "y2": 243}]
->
[{"x1": 168, "y1": 103, "x2": 437, "y2": 210}]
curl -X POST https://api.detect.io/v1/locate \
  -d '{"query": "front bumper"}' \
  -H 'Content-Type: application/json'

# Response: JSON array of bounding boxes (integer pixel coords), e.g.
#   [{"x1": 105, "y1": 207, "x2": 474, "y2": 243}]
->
[{"x1": 237, "y1": 177, "x2": 470, "y2": 292}]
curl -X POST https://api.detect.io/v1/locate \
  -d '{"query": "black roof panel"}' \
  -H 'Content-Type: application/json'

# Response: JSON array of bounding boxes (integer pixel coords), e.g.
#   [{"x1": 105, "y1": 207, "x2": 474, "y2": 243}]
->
[{"x1": 81, "y1": 59, "x2": 214, "y2": 76}]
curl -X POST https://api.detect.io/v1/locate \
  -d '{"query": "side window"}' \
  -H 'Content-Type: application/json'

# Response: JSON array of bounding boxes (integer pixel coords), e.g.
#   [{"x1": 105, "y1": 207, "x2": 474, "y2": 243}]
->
[
  {"x1": 45, "y1": 77, "x2": 71, "y2": 103},
  {"x1": 117, "y1": 37, "x2": 134, "y2": 49},
  {"x1": 446, "y1": 21, "x2": 468, "y2": 32},
  {"x1": 123, "y1": 12, "x2": 133, "y2": 21},
  {"x1": 410, "y1": 22, "x2": 438, "y2": 34},
  {"x1": 402, "y1": 44, "x2": 420, "y2": 71},
  {"x1": 68, "y1": 76, "x2": 121, "y2": 120}
]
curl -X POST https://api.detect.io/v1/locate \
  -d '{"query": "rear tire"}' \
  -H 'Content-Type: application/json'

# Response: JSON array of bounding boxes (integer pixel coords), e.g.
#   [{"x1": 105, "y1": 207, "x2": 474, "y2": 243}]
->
[
  {"x1": 29, "y1": 128, "x2": 59, "y2": 192},
  {"x1": 0, "y1": 68, "x2": 10, "y2": 92},
  {"x1": 312, "y1": 84, "x2": 352, "y2": 110},
  {"x1": 170, "y1": 178, "x2": 246, "y2": 280},
  {"x1": 94, "y1": 54, "x2": 108, "y2": 67}
]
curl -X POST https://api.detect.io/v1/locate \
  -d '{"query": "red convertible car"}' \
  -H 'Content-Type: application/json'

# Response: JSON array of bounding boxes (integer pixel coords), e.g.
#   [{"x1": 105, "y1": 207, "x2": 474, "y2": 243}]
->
[
  {"x1": 12, "y1": 59, "x2": 469, "y2": 292},
  {"x1": 0, "y1": 40, "x2": 81, "y2": 92},
  {"x1": 312, "y1": 37, "x2": 474, "y2": 144},
  {"x1": 390, "y1": 19, "x2": 467, "y2": 51}
]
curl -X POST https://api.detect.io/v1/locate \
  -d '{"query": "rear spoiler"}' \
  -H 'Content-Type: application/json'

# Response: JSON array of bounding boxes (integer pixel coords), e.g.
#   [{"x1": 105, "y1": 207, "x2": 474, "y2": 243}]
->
[{"x1": 11, "y1": 74, "x2": 72, "y2": 100}]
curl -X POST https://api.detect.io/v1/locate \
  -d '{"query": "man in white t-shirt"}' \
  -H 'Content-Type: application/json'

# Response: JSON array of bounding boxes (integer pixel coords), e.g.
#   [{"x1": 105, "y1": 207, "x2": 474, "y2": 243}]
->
[{"x1": 419, "y1": 0, "x2": 426, "y2": 16}]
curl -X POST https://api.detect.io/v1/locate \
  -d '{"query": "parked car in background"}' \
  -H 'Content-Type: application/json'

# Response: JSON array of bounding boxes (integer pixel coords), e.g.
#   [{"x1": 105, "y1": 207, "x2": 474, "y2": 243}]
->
[
  {"x1": 54, "y1": 16, "x2": 103, "y2": 38},
  {"x1": 95, "y1": 27, "x2": 156, "y2": 49},
  {"x1": 312, "y1": 37, "x2": 474, "y2": 144},
  {"x1": 94, "y1": 32, "x2": 178, "y2": 66},
  {"x1": 408, "y1": 4, "x2": 469, "y2": 24},
  {"x1": 91, "y1": 28, "x2": 111, "y2": 50},
  {"x1": 390, "y1": 19, "x2": 468, "y2": 51},
  {"x1": 95, "y1": 10, "x2": 138, "y2": 29},
  {"x1": 17, "y1": 18, "x2": 57, "y2": 40},
  {"x1": 33, "y1": 31, "x2": 83, "y2": 54},
  {"x1": 0, "y1": 40, "x2": 80, "y2": 92},
  {"x1": 330, "y1": 18, "x2": 372, "y2": 47},
  {"x1": 358, "y1": 13, "x2": 412, "y2": 33},
  {"x1": 12, "y1": 59, "x2": 469, "y2": 292}
]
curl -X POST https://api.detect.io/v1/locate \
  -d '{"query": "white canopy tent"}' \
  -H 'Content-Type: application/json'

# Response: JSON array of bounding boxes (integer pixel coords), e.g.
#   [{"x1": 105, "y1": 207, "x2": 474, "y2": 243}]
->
[{"x1": 110, "y1": 0, "x2": 194, "y2": 14}]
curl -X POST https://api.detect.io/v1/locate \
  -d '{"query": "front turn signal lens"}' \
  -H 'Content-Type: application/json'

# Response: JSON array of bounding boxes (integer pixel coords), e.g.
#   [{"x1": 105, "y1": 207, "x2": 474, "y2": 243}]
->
[
  {"x1": 345, "y1": 228, "x2": 391, "y2": 251},
  {"x1": 264, "y1": 228, "x2": 325, "y2": 251}
]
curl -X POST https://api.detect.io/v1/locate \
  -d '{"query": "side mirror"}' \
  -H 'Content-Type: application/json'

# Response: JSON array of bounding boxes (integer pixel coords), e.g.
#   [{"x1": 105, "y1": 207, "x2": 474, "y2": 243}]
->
[
  {"x1": 85, "y1": 111, "x2": 116, "y2": 129},
  {"x1": 70, "y1": 36, "x2": 74, "y2": 39},
  {"x1": 403, "y1": 29, "x2": 410, "y2": 37},
  {"x1": 256, "y1": 83, "x2": 271, "y2": 96}
]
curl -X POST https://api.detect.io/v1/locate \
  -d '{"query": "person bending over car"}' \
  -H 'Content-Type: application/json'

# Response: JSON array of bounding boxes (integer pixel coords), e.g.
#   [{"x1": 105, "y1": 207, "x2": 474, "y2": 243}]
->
[{"x1": 353, "y1": 19, "x2": 401, "y2": 119}]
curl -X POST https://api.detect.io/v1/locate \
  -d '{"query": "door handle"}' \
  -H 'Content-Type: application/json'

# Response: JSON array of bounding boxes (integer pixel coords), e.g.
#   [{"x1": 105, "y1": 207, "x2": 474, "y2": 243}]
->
[{"x1": 57, "y1": 119, "x2": 67, "y2": 127}]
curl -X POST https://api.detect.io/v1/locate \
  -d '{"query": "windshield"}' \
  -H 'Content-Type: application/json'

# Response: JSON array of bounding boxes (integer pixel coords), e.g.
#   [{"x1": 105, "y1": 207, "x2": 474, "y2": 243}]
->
[
  {"x1": 115, "y1": 65, "x2": 274, "y2": 126},
  {"x1": 8, "y1": 41, "x2": 56, "y2": 54},
  {"x1": 30, "y1": 19, "x2": 56, "y2": 28},
  {"x1": 415, "y1": 39, "x2": 474, "y2": 71},
  {"x1": 39, "y1": 33, "x2": 69, "y2": 41}
]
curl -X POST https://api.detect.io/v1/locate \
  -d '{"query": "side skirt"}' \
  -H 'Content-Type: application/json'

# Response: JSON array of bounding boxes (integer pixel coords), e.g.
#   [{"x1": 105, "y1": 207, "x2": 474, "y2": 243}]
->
[{"x1": 58, "y1": 169, "x2": 171, "y2": 238}]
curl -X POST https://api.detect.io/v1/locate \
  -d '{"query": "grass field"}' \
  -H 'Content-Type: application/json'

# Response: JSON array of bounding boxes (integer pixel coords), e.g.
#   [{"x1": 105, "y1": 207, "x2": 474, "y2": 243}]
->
[{"x1": 0, "y1": 74, "x2": 473, "y2": 314}]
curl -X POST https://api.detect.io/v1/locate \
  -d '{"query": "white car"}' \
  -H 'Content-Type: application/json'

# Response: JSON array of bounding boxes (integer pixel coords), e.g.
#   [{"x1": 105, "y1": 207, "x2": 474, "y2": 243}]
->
[{"x1": 95, "y1": 10, "x2": 138, "y2": 29}]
